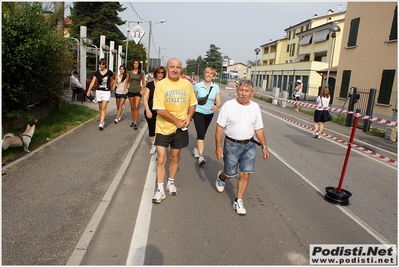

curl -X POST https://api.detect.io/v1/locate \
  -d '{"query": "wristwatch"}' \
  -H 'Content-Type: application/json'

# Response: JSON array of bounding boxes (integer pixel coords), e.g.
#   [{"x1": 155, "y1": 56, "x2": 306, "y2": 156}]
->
[{"x1": 262, "y1": 145, "x2": 267, "y2": 149}]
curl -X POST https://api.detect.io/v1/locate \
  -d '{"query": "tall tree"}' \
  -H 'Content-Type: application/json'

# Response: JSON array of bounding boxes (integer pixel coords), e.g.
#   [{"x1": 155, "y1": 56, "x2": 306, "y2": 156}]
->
[
  {"x1": 204, "y1": 44, "x2": 223, "y2": 70},
  {"x1": 68, "y1": 2, "x2": 126, "y2": 47}
]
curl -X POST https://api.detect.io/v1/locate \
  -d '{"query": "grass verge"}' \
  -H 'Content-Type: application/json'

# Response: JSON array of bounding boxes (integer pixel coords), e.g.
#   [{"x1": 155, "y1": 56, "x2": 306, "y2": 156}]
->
[{"x1": 2, "y1": 100, "x2": 98, "y2": 164}]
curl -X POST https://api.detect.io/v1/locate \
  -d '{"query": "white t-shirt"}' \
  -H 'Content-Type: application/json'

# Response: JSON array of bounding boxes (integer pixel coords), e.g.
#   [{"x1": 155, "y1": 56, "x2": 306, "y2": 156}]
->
[
  {"x1": 316, "y1": 96, "x2": 330, "y2": 110},
  {"x1": 217, "y1": 99, "x2": 264, "y2": 140}
]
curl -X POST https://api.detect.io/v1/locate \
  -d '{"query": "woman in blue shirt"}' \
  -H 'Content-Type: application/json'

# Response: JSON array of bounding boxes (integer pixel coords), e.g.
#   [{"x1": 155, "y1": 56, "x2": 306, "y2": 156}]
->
[{"x1": 192, "y1": 67, "x2": 221, "y2": 166}]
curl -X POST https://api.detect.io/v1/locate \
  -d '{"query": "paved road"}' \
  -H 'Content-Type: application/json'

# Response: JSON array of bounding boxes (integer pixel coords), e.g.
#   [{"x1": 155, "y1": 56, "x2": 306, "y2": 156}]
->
[{"x1": 2, "y1": 85, "x2": 397, "y2": 265}]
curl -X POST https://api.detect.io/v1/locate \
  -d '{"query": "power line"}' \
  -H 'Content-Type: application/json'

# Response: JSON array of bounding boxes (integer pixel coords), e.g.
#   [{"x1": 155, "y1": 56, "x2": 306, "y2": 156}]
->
[{"x1": 128, "y1": 2, "x2": 148, "y2": 23}]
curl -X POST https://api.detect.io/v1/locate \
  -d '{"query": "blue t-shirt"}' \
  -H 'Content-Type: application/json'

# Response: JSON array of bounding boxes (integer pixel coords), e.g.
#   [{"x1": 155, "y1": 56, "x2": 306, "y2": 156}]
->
[{"x1": 194, "y1": 82, "x2": 220, "y2": 115}]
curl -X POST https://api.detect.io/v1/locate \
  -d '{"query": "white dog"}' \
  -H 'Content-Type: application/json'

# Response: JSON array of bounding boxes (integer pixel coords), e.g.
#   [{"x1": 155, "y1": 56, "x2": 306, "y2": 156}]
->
[{"x1": 2, "y1": 124, "x2": 36, "y2": 152}]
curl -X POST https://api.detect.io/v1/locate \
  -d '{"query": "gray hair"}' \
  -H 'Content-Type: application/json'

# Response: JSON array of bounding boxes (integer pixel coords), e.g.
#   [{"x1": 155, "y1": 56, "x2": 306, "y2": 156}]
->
[{"x1": 237, "y1": 79, "x2": 253, "y2": 89}]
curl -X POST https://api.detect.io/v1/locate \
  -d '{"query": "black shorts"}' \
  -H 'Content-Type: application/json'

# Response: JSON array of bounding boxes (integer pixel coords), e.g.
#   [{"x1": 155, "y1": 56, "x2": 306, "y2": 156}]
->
[
  {"x1": 128, "y1": 92, "x2": 141, "y2": 98},
  {"x1": 154, "y1": 129, "x2": 189, "y2": 149},
  {"x1": 115, "y1": 93, "x2": 127, "y2": 99}
]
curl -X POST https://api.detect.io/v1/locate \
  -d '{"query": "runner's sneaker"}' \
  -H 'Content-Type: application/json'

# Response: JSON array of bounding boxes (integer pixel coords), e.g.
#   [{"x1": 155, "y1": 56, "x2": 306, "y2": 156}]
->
[
  {"x1": 198, "y1": 156, "x2": 206, "y2": 166},
  {"x1": 149, "y1": 145, "x2": 157, "y2": 155},
  {"x1": 133, "y1": 123, "x2": 138, "y2": 130},
  {"x1": 99, "y1": 122, "x2": 104, "y2": 130},
  {"x1": 166, "y1": 182, "x2": 177, "y2": 195},
  {"x1": 233, "y1": 199, "x2": 247, "y2": 215},
  {"x1": 114, "y1": 119, "x2": 118, "y2": 124},
  {"x1": 193, "y1": 148, "x2": 200, "y2": 158},
  {"x1": 215, "y1": 171, "x2": 225, "y2": 192},
  {"x1": 152, "y1": 189, "x2": 166, "y2": 203}
]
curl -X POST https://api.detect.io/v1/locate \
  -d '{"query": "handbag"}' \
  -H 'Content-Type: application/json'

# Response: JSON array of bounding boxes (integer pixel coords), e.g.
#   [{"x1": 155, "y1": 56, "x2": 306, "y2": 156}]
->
[
  {"x1": 197, "y1": 86, "x2": 213, "y2": 105},
  {"x1": 321, "y1": 98, "x2": 332, "y2": 121}
]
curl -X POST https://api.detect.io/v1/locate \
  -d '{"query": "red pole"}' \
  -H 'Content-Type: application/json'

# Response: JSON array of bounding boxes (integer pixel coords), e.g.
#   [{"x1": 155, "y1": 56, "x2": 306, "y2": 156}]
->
[{"x1": 337, "y1": 115, "x2": 359, "y2": 192}]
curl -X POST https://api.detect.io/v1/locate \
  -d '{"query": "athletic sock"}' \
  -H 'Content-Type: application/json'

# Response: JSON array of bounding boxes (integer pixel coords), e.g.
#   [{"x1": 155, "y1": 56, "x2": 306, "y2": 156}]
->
[
  {"x1": 167, "y1": 178, "x2": 174, "y2": 184},
  {"x1": 157, "y1": 183, "x2": 164, "y2": 191}
]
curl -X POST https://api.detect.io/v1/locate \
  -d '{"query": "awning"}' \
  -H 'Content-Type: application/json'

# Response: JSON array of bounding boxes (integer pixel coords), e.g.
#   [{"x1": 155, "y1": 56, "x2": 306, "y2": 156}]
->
[
  {"x1": 292, "y1": 54, "x2": 306, "y2": 63},
  {"x1": 299, "y1": 34, "x2": 312, "y2": 46},
  {"x1": 313, "y1": 28, "x2": 330, "y2": 43}
]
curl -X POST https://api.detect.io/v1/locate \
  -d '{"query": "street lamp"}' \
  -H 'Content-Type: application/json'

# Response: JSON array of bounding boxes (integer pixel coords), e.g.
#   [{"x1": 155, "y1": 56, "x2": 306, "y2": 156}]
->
[
  {"x1": 325, "y1": 23, "x2": 341, "y2": 88},
  {"x1": 82, "y1": 37, "x2": 98, "y2": 69},
  {"x1": 254, "y1": 48, "x2": 260, "y2": 87},
  {"x1": 146, "y1": 20, "x2": 166, "y2": 73}
]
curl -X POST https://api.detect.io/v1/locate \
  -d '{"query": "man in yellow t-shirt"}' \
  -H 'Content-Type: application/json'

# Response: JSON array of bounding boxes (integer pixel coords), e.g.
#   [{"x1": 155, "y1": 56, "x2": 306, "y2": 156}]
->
[{"x1": 152, "y1": 58, "x2": 197, "y2": 203}]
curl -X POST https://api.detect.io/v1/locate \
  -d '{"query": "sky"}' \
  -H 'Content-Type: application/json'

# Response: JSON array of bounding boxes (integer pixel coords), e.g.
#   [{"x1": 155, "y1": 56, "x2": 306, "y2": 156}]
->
[{"x1": 65, "y1": 1, "x2": 348, "y2": 67}]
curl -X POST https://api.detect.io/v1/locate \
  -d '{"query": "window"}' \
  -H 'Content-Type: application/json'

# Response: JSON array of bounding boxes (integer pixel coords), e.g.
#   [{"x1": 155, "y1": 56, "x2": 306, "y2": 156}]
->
[
  {"x1": 389, "y1": 6, "x2": 397, "y2": 41},
  {"x1": 289, "y1": 43, "x2": 296, "y2": 56},
  {"x1": 378, "y1": 70, "x2": 396, "y2": 104},
  {"x1": 314, "y1": 51, "x2": 327, "y2": 62},
  {"x1": 347, "y1": 17, "x2": 360, "y2": 47},
  {"x1": 286, "y1": 44, "x2": 289, "y2": 52},
  {"x1": 339, "y1": 70, "x2": 351, "y2": 98}
]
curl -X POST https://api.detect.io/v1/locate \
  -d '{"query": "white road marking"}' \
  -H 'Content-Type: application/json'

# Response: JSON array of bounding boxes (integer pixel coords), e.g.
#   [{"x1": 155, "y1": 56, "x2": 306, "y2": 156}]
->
[{"x1": 126, "y1": 154, "x2": 157, "y2": 265}]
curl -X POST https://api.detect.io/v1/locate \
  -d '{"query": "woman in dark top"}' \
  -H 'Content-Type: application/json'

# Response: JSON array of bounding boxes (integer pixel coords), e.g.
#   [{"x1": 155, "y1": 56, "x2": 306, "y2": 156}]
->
[
  {"x1": 87, "y1": 58, "x2": 113, "y2": 130},
  {"x1": 142, "y1": 66, "x2": 166, "y2": 154}
]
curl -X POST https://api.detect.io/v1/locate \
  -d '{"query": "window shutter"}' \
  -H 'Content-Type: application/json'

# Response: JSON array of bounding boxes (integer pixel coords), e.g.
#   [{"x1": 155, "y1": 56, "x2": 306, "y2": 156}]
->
[{"x1": 347, "y1": 18, "x2": 360, "y2": 47}]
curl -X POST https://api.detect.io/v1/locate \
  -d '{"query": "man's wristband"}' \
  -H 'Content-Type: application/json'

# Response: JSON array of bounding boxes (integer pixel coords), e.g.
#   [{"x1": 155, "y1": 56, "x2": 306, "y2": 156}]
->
[{"x1": 262, "y1": 145, "x2": 267, "y2": 149}]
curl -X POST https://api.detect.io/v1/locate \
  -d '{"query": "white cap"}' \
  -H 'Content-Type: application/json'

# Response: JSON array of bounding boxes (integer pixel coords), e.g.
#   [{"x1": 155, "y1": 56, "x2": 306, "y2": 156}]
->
[{"x1": 296, "y1": 79, "x2": 302, "y2": 84}]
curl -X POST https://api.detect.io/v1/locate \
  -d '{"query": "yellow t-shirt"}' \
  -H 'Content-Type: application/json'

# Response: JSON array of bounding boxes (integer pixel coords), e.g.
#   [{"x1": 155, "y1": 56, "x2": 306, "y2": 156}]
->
[{"x1": 153, "y1": 78, "x2": 197, "y2": 135}]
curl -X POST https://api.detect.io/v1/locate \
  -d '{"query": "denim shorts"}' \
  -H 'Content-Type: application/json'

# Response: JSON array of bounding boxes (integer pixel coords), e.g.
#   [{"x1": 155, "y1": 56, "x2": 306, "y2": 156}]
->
[{"x1": 223, "y1": 138, "x2": 256, "y2": 177}]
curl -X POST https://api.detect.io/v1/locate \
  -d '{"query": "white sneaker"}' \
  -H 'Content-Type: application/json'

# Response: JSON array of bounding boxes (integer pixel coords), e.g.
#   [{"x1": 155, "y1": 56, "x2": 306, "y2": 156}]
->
[
  {"x1": 215, "y1": 171, "x2": 225, "y2": 192},
  {"x1": 233, "y1": 199, "x2": 247, "y2": 215},
  {"x1": 99, "y1": 122, "x2": 104, "y2": 130},
  {"x1": 149, "y1": 145, "x2": 157, "y2": 155},
  {"x1": 198, "y1": 156, "x2": 206, "y2": 166},
  {"x1": 166, "y1": 182, "x2": 177, "y2": 195},
  {"x1": 114, "y1": 118, "x2": 118, "y2": 124},
  {"x1": 152, "y1": 189, "x2": 166, "y2": 203},
  {"x1": 193, "y1": 148, "x2": 200, "y2": 158},
  {"x1": 92, "y1": 99, "x2": 98, "y2": 104}
]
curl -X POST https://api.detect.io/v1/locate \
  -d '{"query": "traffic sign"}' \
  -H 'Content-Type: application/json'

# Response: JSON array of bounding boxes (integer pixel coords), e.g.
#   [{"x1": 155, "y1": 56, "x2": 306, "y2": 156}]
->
[{"x1": 130, "y1": 24, "x2": 145, "y2": 44}]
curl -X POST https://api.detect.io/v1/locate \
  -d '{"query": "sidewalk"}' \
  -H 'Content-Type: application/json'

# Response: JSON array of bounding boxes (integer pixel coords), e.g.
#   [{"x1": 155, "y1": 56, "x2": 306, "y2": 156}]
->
[{"x1": 2, "y1": 94, "x2": 148, "y2": 265}]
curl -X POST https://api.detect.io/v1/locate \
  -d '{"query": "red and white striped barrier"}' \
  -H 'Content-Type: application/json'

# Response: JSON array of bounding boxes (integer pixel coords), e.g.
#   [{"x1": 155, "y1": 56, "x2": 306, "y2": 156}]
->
[
  {"x1": 255, "y1": 92, "x2": 398, "y2": 127},
  {"x1": 259, "y1": 106, "x2": 398, "y2": 166}
]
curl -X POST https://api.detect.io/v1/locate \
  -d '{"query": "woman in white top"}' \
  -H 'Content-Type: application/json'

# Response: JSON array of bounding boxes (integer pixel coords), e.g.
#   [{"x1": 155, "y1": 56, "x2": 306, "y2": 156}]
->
[
  {"x1": 314, "y1": 86, "x2": 331, "y2": 138},
  {"x1": 112, "y1": 65, "x2": 129, "y2": 124}
]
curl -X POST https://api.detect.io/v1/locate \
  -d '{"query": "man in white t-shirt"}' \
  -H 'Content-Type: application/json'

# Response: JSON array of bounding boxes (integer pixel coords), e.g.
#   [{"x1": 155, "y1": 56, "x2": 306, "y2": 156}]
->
[{"x1": 215, "y1": 79, "x2": 270, "y2": 215}]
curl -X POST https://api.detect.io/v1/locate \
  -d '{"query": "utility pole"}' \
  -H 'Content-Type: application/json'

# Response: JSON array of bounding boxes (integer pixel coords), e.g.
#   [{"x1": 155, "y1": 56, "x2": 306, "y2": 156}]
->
[{"x1": 56, "y1": 2, "x2": 64, "y2": 37}]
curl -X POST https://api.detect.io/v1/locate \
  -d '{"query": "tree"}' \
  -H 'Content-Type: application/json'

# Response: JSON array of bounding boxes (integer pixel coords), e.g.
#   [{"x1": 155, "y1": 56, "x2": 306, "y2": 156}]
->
[
  {"x1": 2, "y1": 2, "x2": 74, "y2": 120},
  {"x1": 204, "y1": 44, "x2": 223, "y2": 70},
  {"x1": 68, "y1": 2, "x2": 126, "y2": 47}
]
